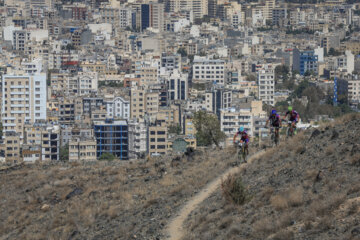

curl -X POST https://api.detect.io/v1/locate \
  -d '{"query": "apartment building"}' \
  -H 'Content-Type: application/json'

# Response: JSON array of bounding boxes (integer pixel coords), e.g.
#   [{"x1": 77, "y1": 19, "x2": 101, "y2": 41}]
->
[
  {"x1": 0, "y1": 131, "x2": 21, "y2": 163},
  {"x1": 128, "y1": 120, "x2": 147, "y2": 159},
  {"x1": 148, "y1": 125, "x2": 168, "y2": 156},
  {"x1": 2, "y1": 74, "x2": 47, "y2": 139},
  {"x1": 58, "y1": 98, "x2": 75, "y2": 125},
  {"x1": 94, "y1": 119, "x2": 129, "y2": 160},
  {"x1": 168, "y1": 69, "x2": 188, "y2": 101},
  {"x1": 293, "y1": 49, "x2": 319, "y2": 76},
  {"x1": 130, "y1": 86, "x2": 159, "y2": 121},
  {"x1": 69, "y1": 137, "x2": 97, "y2": 161},
  {"x1": 205, "y1": 87, "x2": 232, "y2": 117},
  {"x1": 23, "y1": 122, "x2": 60, "y2": 161},
  {"x1": 119, "y1": 7, "x2": 133, "y2": 28},
  {"x1": 78, "y1": 72, "x2": 98, "y2": 95},
  {"x1": 220, "y1": 107, "x2": 253, "y2": 147},
  {"x1": 183, "y1": 116, "x2": 196, "y2": 137},
  {"x1": 106, "y1": 96, "x2": 130, "y2": 120},
  {"x1": 258, "y1": 68, "x2": 275, "y2": 106},
  {"x1": 193, "y1": 57, "x2": 226, "y2": 84}
]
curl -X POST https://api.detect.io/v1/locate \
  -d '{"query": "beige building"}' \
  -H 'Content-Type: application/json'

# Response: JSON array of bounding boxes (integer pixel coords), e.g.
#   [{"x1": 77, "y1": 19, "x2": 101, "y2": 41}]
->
[
  {"x1": 130, "y1": 86, "x2": 159, "y2": 121},
  {"x1": 148, "y1": 125, "x2": 168, "y2": 156},
  {"x1": 69, "y1": 138, "x2": 97, "y2": 161},
  {"x1": 0, "y1": 131, "x2": 21, "y2": 163},
  {"x1": 23, "y1": 122, "x2": 60, "y2": 161},
  {"x1": 2, "y1": 74, "x2": 47, "y2": 140}
]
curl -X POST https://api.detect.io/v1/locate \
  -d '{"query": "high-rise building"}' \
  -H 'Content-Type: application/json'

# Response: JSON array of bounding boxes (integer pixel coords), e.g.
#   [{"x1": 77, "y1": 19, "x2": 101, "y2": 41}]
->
[
  {"x1": 150, "y1": 3, "x2": 165, "y2": 32},
  {"x1": 2, "y1": 74, "x2": 47, "y2": 140},
  {"x1": 141, "y1": 4, "x2": 150, "y2": 30},
  {"x1": 258, "y1": 68, "x2": 275, "y2": 106},
  {"x1": 94, "y1": 119, "x2": 129, "y2": 160},
  {"x1": 293, "y1": 49, "x2": 318, "y2": 76},
  {"x1": 205, "y1": 87, "x2": 232, "y2": 117},
  {"x1": 168, "y1": 69, "x2": 188, "y2": 101}
]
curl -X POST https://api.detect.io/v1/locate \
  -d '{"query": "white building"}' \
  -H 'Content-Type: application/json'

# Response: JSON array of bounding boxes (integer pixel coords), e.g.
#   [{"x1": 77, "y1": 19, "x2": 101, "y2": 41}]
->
[
  {"x1": 168, "y1": 69, "x2": 188, "y2": 101},
  {"x1": 258, "y1": 68, "x2": 275, "y2": 106},
  {"x1": 220, "y1": 107, "x2": 254, "y2": 147},
  {"x1": 119, "y1": 7, "x2": 133, "y2": 28},
  {"x1": 128, "y1": 120, "x2": 147, "y2": 159},
  {"x1": 78, "y1": 72, "x2": 98, "y2": 95},
  {"x1": 106, "y1": 96, "x2": 130, "y2": 120},
  {"x1": 2, "y1": 74, "x2": 47, "y2": 139},
  {"x1": 192, "y1": 57, "x2": 226, "y2": 84}
]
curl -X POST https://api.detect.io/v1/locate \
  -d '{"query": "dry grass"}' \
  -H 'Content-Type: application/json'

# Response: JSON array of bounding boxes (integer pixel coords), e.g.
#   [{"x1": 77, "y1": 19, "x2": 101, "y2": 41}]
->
[
  {"x1": 349, "y1": 153, "x2": 360, "y2": 165},
  {"x1": 0, "y1": 148, "x2": 240, "y2": 240},
  {"x1": 287, "y1": 187, "x2": 304, "y2": 207},
  {"x1": 270, "y1": 195, "x2": 289, "y2": 210},
  {"x1": 325, "y1": 145, "x2": 335, "y2": 155}
]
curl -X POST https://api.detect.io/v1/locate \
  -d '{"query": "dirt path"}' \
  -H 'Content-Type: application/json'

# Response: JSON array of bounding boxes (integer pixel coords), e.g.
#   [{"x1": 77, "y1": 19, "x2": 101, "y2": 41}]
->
[{"x1": 165, "y1": 150, "x2": 266, "y2": 240}]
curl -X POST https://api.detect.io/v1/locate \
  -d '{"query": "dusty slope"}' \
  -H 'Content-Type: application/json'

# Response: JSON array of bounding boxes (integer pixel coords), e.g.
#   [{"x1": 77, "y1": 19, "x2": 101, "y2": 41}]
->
[
  {"x1": 166, "y1": 150, "x2": 265, "y2": 240},
  {"x1": 183, "y1": 114, "x2": 360, "y2": 240},
  {"x1": 0, "y1": 148, "x2": 246, "y2": 240}
]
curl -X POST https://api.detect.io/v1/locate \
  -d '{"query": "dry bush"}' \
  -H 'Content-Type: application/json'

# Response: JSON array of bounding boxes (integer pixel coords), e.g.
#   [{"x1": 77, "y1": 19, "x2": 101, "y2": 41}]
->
[
  {"x1": 334, "y1": 113, "x2": 360, "y2": 125},
  {"x1": 325, "y1": 145, "x2": 335, "y2": 155},
  {"x1": 270, "y1": 195, "x2": 288, "y2": 210},
  {"x1": 271, "y1": 229, "x2": 294, "y2": 240},
  {"x1": 260, "y1": 186, "x2": 274, "y2": 202},
  {"x1": 287, "y1": 187, "x2": 304, "y2": 207},
  {"x1": 347, "y1": 183, "x2": 360, "y2": 195},
  {"x1": 314, "y1": 216, "x2": 333, "y2": 231},
  {"x1": 349, "y1": 154, "x2": 360, "y2": 166},
  {"x1": 218, "y1": 216, "x2": 233, "y2": 230},
  {"x1": 226, "y1": 225, "x2": 242, "y2": 238},
  {"x1": 221, "y1": 174, "x2": 251, "y2": 205},
  {"x1": 276, "y1": 213, "x2": 292, "y2": 229},
  {"x1": 107, "y1": 205, "x2": 122, "y2": 219},
  {"x1": 295, "y1": 145, "x2": 306, "y2": 154},
  {"x1": 253, "y1": 217, "x2": 276, "y2": 237}
]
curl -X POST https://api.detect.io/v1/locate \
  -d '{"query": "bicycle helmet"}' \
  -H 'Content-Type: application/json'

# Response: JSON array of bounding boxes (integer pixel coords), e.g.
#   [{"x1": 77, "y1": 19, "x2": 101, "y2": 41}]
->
[
  {"x1": 271, "y1": 110, "x2": 277, "y2": 115},
  {"x1": 239, "y1": 127, "x2": 244, "y2": 132},
  {"x1": 288, "y1": 106, "x2": 293, "y2": 111}
]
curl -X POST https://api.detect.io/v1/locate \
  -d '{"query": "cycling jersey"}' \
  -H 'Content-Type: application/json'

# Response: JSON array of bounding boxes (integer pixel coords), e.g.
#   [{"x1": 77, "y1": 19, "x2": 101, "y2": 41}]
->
[
  {"x1": 285, "y1": 110, "x2": 299, "y2": 122},
  {"x1": 234, "y1": 130, "x2": 249, "y2": 143},
  {"x1": 268, "y1": 114, "x2": 281, "y2": 127}
]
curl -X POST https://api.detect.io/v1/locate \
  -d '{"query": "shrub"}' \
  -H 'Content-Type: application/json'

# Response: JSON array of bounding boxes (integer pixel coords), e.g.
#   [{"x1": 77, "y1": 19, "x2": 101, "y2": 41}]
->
[{"x1": 221, "y1": 174, "x2": 251, "y2": 205}]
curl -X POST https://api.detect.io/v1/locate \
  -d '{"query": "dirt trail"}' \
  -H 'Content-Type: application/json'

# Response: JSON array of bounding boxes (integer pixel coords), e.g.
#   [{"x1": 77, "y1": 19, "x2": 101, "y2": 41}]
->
[{"x1": 165, "y1": 150, "x2": 266, "y2": 240}]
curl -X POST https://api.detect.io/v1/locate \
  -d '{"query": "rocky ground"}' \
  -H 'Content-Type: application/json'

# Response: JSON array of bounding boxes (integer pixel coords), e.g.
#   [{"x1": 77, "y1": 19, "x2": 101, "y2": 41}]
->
[
  {"x1": 183, "y1": 113, "x2": 360, "y2": 240},
  {"x1": 0, "y1": 146, "x2": 246, "y2": 240}
]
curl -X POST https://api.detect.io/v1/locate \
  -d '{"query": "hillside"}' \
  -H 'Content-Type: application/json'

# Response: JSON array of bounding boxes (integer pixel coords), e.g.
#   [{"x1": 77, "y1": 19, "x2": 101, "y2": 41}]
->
[
  {"x1": 183, "y1": 114, "x2": 360, "y2": 240},
  {"x1": 0, "y1": 147, "x2": 245, "y2": 240}
]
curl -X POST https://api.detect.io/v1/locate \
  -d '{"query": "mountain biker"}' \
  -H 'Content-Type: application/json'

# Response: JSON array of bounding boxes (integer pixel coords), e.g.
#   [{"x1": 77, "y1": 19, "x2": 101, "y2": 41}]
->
[
  {"x1": 283, "y1": 106, "x2": 299, "y2": 133},
  {"x1": 265, "y1": 109, "x2": 282, "y2": 137},
  {"x1": 233, "y1": 127, "x2": 249, "y2": 155}
]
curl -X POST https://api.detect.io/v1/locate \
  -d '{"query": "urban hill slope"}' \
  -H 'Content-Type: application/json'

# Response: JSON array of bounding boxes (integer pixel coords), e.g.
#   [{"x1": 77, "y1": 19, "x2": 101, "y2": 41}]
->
[
  {"x1": 183, "y1": 113, "x2": 360, "y2": 240},
  {"x1": 0, "y1": 147, "x2": 244, "y2": 240}
]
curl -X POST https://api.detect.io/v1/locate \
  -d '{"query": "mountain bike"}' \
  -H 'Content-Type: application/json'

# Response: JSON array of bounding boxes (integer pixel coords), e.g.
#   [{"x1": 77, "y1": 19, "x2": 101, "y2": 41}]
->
[
  {"x1": 235, "y1": 141, "x2": 248, "y2": 163},
  {"x1": 286, "y1": 121, "x2": 296, "y2": 138},
  {"x1": 270, "y1": 126, "x2": 281, "y2": 146}
]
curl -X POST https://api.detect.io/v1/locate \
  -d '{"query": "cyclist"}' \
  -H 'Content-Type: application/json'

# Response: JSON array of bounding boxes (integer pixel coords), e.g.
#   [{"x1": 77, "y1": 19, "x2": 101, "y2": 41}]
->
[
  {"x1": 233, "y1": 127, "x2": 250, "y2": 156},
  {"x1": 265, "y1": 109, "x2": 282, "y2": 137},
  {"x1": 283, "y1": 106, "x2": 300, "y2": 134}
]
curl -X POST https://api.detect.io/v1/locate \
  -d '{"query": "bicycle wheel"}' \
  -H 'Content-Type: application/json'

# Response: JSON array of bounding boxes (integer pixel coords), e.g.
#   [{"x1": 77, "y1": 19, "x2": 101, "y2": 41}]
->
[{"x1": 242, "y1": 146, "x2": 247, "y2": 163}]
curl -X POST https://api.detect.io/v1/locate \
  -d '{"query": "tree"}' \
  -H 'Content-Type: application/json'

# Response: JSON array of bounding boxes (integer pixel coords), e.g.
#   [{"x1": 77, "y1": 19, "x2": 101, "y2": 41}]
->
[
  {"x1": 60, "y1": 144, "x2": 69, "y2": 161},
  {"x1": 177, "y1": 48, "x2": 187, "y2": 57},
  {"x1": 328, "y1": 47, "x2": 341, "y2": 56},
  {"x1": 246, "y1": 74, "x2": 256, "y2": 82},
  {"x1": 193, "y1": 111, "x2": 226, "y2": 147},
  {"x1": 99, "y1": 152, "x2": 116, "y2": 161},
  {"x1": 168, "y1": 124, "x2": 182, "y2": 135}
]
